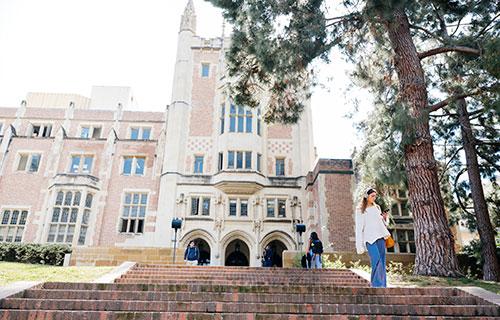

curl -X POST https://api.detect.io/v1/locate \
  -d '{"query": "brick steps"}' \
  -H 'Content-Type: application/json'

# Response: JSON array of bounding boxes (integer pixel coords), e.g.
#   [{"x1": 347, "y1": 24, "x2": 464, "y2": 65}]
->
[
  {"x1": 35, "y1": 282, "x2": 473, "y2": 296},
  {"x1": 2, "y1": 310, "x2": 498, "y2": 320},
  {"x1": 117, "y1": 265, "x2": 368, "y2": 286},
  {"x1": 0, "y1": 265, "x2": 498, "y2": 319},
  {"x1": 115, "y1": 279, "x2": 369, "y2": 286},
  {"x1": 1, "y1": 298, "x2": 499, "y2": 316},
  {"x1": 20, "y1": 289, "x2": 481, "y2": 305}
]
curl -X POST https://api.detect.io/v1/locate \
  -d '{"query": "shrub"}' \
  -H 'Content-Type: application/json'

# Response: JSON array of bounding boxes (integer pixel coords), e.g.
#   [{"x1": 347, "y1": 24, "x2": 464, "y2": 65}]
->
[
  {"x1": 458, "y1": 239, "x2": 500, "y2": 279},
  {"x1": 323, "y1": 254, "x2": 347, "y2": 269},
  {"x1": 0, "y1": 243, "x2": 71, "y2": 266}
]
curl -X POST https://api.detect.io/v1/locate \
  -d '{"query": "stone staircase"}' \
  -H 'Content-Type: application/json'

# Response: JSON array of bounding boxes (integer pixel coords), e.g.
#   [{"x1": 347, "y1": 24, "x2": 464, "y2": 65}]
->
[{"x1": 0, "y1": 264, "x2": 499, "y2": 319}]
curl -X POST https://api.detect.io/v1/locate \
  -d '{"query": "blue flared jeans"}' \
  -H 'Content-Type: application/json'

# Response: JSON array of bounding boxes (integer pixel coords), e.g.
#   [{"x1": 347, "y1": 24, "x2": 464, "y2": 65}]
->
[{"x1": 366, "y1": 237, "x2": 387, "y2": 288}]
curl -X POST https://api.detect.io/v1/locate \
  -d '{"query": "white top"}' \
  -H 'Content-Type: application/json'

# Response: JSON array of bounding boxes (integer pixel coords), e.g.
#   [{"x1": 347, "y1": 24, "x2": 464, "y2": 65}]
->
[{"x1": 355, "y1": 205, "x2": 390, "y2": 254}]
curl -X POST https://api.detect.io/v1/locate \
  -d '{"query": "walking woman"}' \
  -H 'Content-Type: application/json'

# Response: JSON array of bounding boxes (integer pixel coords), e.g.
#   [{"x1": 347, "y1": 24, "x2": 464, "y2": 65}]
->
[{"x1": 355, "y1": 187, "x2": 390, "y2": 287}]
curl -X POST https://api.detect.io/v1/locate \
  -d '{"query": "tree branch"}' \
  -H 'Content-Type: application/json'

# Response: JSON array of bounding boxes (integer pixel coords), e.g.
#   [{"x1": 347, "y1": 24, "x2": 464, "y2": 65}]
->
[
  {"x1": 475, "y1": 13, "x2": 500, "y2": 39},
  {"x1": 325, "y1": 13, "x2": 358, "y2": 21},
  {"x1": 454, "y1": 168, "x2": 473, "y2": 216},
  {"x1": 409, "y1": 24, "x2": 442, "y2": 41},
  {"x1": 427, "y1": 85, "x2": 498, "y2": 113},
  {"x1": 418, "y1": 46, "x2": 480, "y2": 60},
  {"x1": 477, "y1": 150, "x2": 500, "y2": 172},
  {"x1": 439, "y1": 146, "x2": 464, "y2": 183},
  {"x1": 450, "y1": 16, "x2": 464, "y2": 38},
  {"x1": 475, "y1": 140, "x2": 500, "y2": 146}
]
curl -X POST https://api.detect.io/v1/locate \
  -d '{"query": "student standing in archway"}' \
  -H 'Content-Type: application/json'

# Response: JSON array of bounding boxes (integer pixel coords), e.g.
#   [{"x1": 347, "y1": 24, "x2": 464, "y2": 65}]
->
[{"x1": 184, "y1": 241, "x2": 199, "y2": 266}]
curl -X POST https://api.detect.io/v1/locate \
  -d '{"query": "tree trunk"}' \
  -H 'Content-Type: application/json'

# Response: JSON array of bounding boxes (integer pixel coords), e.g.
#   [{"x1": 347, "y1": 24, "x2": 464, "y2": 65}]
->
[
  {"x1": 456, "y1": 96, "x2": 500, "y2": 281},
  {"x1": 382, "y1": 7, "x2": 462, "y2": 276}
]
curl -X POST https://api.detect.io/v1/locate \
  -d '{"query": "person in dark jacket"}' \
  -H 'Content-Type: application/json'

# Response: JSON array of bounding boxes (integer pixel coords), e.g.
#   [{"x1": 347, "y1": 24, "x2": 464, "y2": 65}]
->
[
  {"x1": 263, "y1": 245, "x2": 273, "y2": 267},
  {"x1": 308, "y1": 232, "x2": 323, "y2": 269},
  {"x1": 184, "y1": 241, "x2": 199, "y2": 266}
]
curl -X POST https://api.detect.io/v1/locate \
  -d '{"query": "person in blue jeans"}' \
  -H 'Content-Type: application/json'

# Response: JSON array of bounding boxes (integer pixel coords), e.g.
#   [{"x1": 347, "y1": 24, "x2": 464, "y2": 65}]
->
[
  {"x1": 355, "y1": 187, "x2": 390, "y2": 287},
  {"x1": 308, "y1": 232, "x2": 323, "y2": 269}
]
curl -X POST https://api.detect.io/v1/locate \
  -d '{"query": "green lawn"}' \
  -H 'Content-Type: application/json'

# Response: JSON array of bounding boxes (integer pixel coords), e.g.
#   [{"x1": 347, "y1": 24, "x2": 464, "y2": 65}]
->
[
  {"x1": 0, "y1": 262, "x2": 114, "y2": 286},
  {"x1": 390, "y1": 274, "x2": 500, "y2": 294}
]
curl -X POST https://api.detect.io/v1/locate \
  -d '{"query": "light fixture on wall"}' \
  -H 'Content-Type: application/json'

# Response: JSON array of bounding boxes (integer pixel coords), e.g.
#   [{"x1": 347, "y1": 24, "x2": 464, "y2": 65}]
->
[
  {"x1": 295, "y1": 223, "x2": 306, "y2": 252},
  {"x1": 171, "y1": 218, "x2": 182, "y2": 264}
]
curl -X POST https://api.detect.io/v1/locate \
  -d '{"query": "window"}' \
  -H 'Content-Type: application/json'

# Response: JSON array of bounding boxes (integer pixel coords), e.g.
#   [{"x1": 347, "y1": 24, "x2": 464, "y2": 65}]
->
[
  {"x1": 245, "y1": 110, "x2": 252, "y2": 133},
  {"x1": 240, "y1": 200, "x2": 248, "y2": 216},
  {"x1": 266, "y1": 198, "x2": 287, "y2": 218},
  {"x1": 81, "y1": 127, "x2": 90, "y2": 138},
  {"x1": 202, "y1": 198, "x2": 210, "y2": 215},
  {"x1": 201, "y1": 63, "x2": 210, "y2": 77},
  {"x1": 266, "y1": 199, "x2": 275, "y2": 217},
  {"x1": 120, "y1": 192, "x2": 147, "y2": 234},
  {"x1": 0, "y1": 209, "x2": 28, "y2": 242},
  {"x1": 395, "y1": 229, "x2": 415, "y2": 253},
  {"x1": 70, "y1": 155, "x2": 93, "y2": 174},
  {"x1": 92, "y1": 127, "x2": 102, "y2": 139},
  {"x1": 400, "y1": 200, "x2": 410, "y2": 216},
  {"x1": 130, "y1": 128, "x2": 139, "y2": 140},
  {"x1": 257, "y1": 108, "x2": 262, "y2": 136},
  {"x1": 123, "y1": 156, "x2": 146, "y2": 176},
  {"x1": 276, "y1": 158, "x2": 285, "y2": 176},
  {"x1": 191, "y1": 197, "x2": 199, "y2": 215},
  {"x1": 220, "y1": 104, "x2": 225, "y2": 134},
  {"x1": 190, "y1": 197, "x2": 211, "y2": 216},
  {"x1": 47, "y1": 191, "x2": 92, "y2": 245},
  {"x1": 218, "y1": 153, "x2": 223, "y2": 171},
  {"x1": 229, "y1": 199, "x2": 237, "y2": 216},
  {"x1": 227, "y1": 151, "x2": 252, "y2": 170},
  {"x1": 229, "y1": 104, "x2": 236, "y2": 132},
  {"x1": 237, "y1": 106, "x2": 244, "y2": 132},
  {"x1": 228, "y1": 104, "x2": 254, "y2": 134},
  {"x1": 278, "y1": 199, "x2": 286, "y2": 217},
  {"x1": 130, "y1": 127, "x2": 152, "y2": 140},
  {"x1": 228, "y1": 198, "x2": 248, "y2": 217},
  {"x1": 257, "y1": 153, "x2": 262, "y2": 172},
  {"x1": 236, "y1": 151, "x2": 243, "y2": 169},
  {"x1": 397, "y1": 189, "x2": 407, "y2": 199},
  {"x1": 194, "y1": 156, "x2": 204, "y2": 174},
  {"x1": 16, "y1": 153, "x2": 41, "y2": 173},
  {"x1": 228, "y1": 151, "x2": 235, "y2": 169},
  {"x1": 29, "y1": 123, "x2": 52, "y2": 138},
  {"x1": 245, "y1": 151, "x2": 252, "y2": 169},
  {"x1": 391, "y1": 200, "x2": 410, "y2": 217},
  {"x1": 80, "y1": 126, "x2": 102, "y2": 139}
]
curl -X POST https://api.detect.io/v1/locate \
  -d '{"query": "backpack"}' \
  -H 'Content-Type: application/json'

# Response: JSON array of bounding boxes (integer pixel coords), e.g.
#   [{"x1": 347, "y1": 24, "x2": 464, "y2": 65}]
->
[{"x1": 312, "y1": 240, "x2": 323, "y2": 254}]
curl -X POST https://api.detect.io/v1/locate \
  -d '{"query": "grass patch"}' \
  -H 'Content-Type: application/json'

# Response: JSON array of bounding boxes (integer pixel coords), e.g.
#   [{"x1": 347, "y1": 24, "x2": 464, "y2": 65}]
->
[
  {"x1": 325, "y1": 258, "x2": 500, "y2": 295},
  {"x1": 0, "y1": 262, "x2": 114, "y2": 286},
  {"x1": 389, "y1": 274, "x2": 500, "y2": 294}
]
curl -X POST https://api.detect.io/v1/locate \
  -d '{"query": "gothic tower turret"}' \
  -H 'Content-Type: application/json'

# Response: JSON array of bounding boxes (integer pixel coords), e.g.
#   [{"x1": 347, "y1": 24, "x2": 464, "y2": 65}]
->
[{"x1": 158, "y1": 0, "x2": 197, "y2": 242}]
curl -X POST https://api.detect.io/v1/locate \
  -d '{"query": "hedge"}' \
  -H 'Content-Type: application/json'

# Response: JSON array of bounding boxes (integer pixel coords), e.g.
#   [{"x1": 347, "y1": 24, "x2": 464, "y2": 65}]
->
[{"x1": 0, "y1": 243, "x2": 72, "y2": 266}]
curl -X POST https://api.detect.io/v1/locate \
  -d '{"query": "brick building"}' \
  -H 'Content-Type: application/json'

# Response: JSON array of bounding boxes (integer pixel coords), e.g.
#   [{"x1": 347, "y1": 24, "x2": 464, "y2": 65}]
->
[{"x1": 0, "y1": 0, "x2": 357, "y2": 266}]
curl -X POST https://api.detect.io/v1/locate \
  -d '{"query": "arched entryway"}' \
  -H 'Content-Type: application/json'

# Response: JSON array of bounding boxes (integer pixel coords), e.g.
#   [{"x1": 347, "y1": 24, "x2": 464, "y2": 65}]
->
[
  {"x1": 225, "y1": 239, "x2": 250, "y2": 266},
  {"x1": 179, "y1": 229, "x2": 215, "y2": 266},
  {"x1": 264, "y1": 239, "x2": 288, "y2": 267},
  {"x1": 194, "y1": 238, "x2": 211, "y2": 265}
]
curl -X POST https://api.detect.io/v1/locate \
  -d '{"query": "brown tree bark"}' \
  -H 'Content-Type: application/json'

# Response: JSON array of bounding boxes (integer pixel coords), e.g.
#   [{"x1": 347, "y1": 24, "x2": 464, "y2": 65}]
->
[
  {"x1": 381, "y1": 7, "x2": 462, "y2": 276},
  {"x1": 456, "y1": 96, "x2": 500, "y2": 281}
]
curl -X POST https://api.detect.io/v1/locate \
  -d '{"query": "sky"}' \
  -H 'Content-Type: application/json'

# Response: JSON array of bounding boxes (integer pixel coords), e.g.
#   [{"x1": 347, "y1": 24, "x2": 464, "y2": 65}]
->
[{"x1": 0, "y1": 0, "x2": 370, "y2": 159}]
